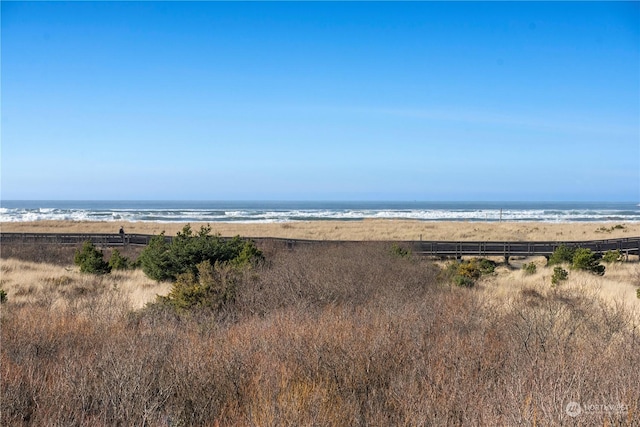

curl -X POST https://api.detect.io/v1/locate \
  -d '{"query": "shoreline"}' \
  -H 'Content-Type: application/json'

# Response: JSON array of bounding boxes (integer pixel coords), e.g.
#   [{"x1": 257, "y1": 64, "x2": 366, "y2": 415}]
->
[{"x1": 2, "y1": 220, "x2": 639, "y2": 242}]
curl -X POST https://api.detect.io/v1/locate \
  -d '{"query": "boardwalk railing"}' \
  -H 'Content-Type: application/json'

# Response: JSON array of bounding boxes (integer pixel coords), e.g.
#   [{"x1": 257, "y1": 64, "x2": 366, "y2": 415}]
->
[
  {"x1": 413, "y1": 238, "x2": 640, "y2": 259},
  {"x1": 1, "y1": 233, "x2": 638, "y2": 259},
  {"x1": 0, "y1": 233, "x2": 157, "y2": 246}
]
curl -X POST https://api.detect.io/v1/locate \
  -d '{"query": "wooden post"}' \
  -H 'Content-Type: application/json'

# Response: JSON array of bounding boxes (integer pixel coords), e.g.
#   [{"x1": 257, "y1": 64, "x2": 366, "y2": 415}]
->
[{"x1": 504, "y1": 242, "x2": 510, "y2": 264}]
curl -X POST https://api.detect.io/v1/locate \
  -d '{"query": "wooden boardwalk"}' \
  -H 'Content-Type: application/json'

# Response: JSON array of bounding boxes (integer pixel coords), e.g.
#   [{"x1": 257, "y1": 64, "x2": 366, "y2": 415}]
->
[
  {"x1": 412, "y1": 238, "x2": 640, "y2": 259},
  {"x1": 0, "y1": 232, "x2": 156, "y2": 247},
  {"x1": 1, "y1": 232, "x2": 638, "y2": 260}
]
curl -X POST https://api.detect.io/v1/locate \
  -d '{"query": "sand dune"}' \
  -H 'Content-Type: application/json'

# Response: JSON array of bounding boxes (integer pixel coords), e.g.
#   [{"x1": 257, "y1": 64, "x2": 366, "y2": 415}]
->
[{"x1": 2, "y1": 219, "x2": 639, "y2": 241}]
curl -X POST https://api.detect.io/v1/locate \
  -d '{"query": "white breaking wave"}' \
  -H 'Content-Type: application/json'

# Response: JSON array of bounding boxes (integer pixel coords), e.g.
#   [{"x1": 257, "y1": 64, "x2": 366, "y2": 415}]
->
[{"x1": 1, "y1": 205, "x2": 639, "y2": 223}]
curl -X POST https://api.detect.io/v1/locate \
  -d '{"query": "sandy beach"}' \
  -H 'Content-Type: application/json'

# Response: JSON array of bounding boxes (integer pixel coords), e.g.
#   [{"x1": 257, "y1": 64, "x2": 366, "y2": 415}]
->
[{"x1": 2, "y1": 220, "x2": 639, "y2": 241}]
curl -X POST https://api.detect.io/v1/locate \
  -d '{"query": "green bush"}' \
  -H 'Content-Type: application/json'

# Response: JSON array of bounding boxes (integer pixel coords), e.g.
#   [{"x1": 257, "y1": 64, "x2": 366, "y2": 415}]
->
[
  {"x1": 74, "y1": 241, "x2": 111, "y2": 275},
  {"x1": 601, "y1": 250, "x2": 623, "y2": 264},
  {"x1": 390, "y1": 243, "x2": 411, "y2": 258},
  {"x1": 548, "y1": 245, "x2": 605, "y2": 275},
  {"x1": 522, "y1": 262, "x2": 537, "y2": 275},
  {"x1": 551, "y1": 266, "x2": 568, "y2": 286},
  {"x1": 138, "y1": 224, "x2": 264, "y2": 282},
  {"x1": 231, "y1": 239, "x2": 267, "y2": 268},
  {"x1": 478, "y1": 258, "x2": 496, "y2": 275},
  {"x1": 0, "y1": 289, "x2": 7, "y2": 304},
  {"x1": 637, "y1": 288, "x2": 640, "y2": 299},
  {"x1": 457, "y1": 259, "x2": 482, "y2": 280},
  {"x1": 572, "y1": 248, "x2": 605, "y2": 275},
  {"x1": 108, "y1": 249, "x2": 130, "y2": 270},
  {"x1": 441, "y1": 258, "x2": 495, "y2": 288},
  {"x1": 157, "y1": 260, "x2": 239, "y2": 311},
  {"x1": 138, "y1": 233, "x2": 174, "y2": 281},
  {"x1": 548, "y1": 245, "x2": 575, "y2": 266},
  {"x1": 454, "y1": 275, "x2": 475, "y2": 288}
]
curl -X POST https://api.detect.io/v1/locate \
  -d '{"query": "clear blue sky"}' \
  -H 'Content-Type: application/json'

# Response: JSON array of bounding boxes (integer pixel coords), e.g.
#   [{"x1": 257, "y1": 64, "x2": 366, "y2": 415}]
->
[{"x1": 2, "y1": 1, "x2": 639, "y2": 201}]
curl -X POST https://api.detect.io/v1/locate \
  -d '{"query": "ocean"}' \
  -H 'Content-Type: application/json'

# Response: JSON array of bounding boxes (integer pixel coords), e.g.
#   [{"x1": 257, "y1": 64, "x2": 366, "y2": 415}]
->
[{"x1": 1, "y1": 201, "x2": 639, "y2": 223}]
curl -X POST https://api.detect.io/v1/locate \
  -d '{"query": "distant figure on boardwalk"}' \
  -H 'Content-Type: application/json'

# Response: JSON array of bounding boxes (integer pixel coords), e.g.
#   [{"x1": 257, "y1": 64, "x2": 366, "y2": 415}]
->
[{"x1": 119, "y1": 226, "x2": 125, "y2": 244}]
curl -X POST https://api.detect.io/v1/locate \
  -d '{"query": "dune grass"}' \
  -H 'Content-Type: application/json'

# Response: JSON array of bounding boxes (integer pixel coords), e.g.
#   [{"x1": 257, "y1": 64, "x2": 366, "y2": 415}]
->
[
  {"x1": 0, "y1": 258, "x2": 170, "y2": 311},
  {"x1": 3, "y1": 219, "x2": 640, "y2": 241}
]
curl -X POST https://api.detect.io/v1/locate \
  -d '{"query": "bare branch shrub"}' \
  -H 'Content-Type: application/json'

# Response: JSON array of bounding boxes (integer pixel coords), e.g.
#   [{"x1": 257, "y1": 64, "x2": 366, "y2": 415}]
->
[{"x1": 2, "y1": 242, "x2": 638, "y2": 425}]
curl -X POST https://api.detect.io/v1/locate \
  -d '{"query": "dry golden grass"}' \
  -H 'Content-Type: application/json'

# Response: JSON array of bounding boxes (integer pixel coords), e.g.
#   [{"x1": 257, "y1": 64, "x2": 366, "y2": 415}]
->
[
  {"x1": 475, "y1": 258, "x2": 640, "y2": 322},
  {"x1": 0, "y1": 258, "x2": 170, "y2": 311},
  {"x1": 3, "y1": 219, "x2": 640, "y2": 241}
]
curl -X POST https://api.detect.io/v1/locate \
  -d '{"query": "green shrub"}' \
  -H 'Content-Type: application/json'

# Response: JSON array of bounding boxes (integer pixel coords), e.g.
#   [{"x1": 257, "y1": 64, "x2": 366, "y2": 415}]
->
[
  {"x1": 228, "y1": 236, "x2": 266, "y2": 268},
  {"x1": 157, "y1": 260, "x2": 239, "y2": 311},
  {"x1": 441, "y1": 258, "x2": 495, "y2": 288},
  {"x1": 130, "y1": 257, "x2": 142, "y2": 269},
  {"x1": 548, "y1": 245, "x2": 606, "y2": 275},
  {"x1": 138, "y1": 233, "x2": 174, "y2": 281},
  {"x1": 522, "y1": 262, "x2": 537, "y2": 275},
  {"x1": 454, "y1": 275, "x2": 475, "y2": 288},
  {"x1": 0, "y1": 289, "x2": 7, "y2": 304},
  {"x1": 548, "y1": 245, "x2": 575, "y2": 266},
  {"x1": 571, "y1": 248, "x2": 605, "y2": 275},
  {"x1": 601, "y1": 250, "x2": 623, "y2": 264},
  {"x1": 637, "y1": 288, "x2": 640, "y2": 299},
  {"x1": 551, "y1": 266, "x2": 568, "y2": 286},
  {"x1": 457, "y1": 259, "x2": 482, "y2": 280},
  {"x1": 74, "y1": 241, "x2": 111, "y2": 275},
  {"x1": 108, "y1": 249, "x2": 130, "y2": 270},
  {"x1": 138, "y1": 224, "x2": 264, "y2": 282},
  {"x1": 478, "y1": 258, "x2": 496, "y2": 275},
  {"x1": 390, "y1": 243, "x2": 411, "y2": 258}
]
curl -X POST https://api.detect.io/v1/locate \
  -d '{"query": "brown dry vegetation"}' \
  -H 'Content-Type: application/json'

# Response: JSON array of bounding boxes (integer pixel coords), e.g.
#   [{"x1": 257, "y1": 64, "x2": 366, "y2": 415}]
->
[{"x1": 1, "y1": 242, "x2": 639, "y2": 425}]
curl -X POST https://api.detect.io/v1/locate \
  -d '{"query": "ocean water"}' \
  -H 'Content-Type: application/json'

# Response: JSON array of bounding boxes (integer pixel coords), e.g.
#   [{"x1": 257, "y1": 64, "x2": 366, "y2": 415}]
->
[{"x1": 1, "y1": 201, "x2": 639, "y2": 223}]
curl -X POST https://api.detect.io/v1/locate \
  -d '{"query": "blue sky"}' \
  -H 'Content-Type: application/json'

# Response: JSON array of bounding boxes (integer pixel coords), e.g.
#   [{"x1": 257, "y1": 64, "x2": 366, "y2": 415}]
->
[{"x1": 1, "y1": 1, "x2": 639, "y2": 201}]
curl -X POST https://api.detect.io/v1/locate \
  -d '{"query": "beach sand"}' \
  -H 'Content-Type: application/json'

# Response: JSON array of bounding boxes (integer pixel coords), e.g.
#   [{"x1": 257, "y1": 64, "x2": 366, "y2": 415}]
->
[{"x1": 2, "y1": 220, "x2": 639, "y2": 241}]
